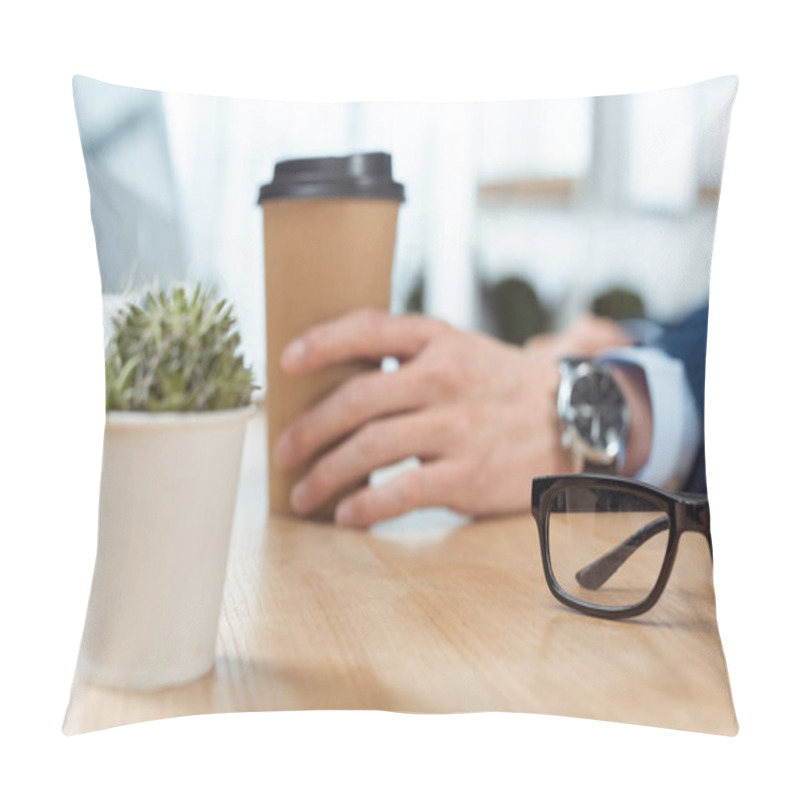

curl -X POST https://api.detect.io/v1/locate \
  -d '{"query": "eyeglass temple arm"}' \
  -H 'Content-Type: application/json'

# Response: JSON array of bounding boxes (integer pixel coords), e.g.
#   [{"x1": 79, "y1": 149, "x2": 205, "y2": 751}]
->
[{"x1": 574, "y1": 516, "x2": 670, "y2": 591}]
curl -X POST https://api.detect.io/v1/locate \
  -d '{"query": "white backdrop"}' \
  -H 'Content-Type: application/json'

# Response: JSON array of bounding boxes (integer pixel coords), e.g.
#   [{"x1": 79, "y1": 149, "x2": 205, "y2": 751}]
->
[{"x1": 2, "y1": 2, "x2": 798, "y2": 798}]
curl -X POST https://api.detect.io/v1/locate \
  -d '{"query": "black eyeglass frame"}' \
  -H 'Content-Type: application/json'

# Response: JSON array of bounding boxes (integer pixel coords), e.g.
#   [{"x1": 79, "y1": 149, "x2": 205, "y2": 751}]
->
[{"x1": 531, "y1": 474, "x2": 712, "y2": 619}]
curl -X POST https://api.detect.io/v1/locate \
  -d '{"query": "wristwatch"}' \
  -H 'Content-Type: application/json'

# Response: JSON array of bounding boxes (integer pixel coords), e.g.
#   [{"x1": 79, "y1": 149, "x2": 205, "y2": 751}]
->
[{"x1": 556, "y1": 357, "x2": 630, "y2": 474}]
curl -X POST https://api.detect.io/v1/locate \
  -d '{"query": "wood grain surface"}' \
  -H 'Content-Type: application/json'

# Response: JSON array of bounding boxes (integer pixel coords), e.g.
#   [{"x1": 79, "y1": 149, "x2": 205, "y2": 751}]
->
[{"x1": 64, "y1": 407, "x2": 737, "y2": 736}]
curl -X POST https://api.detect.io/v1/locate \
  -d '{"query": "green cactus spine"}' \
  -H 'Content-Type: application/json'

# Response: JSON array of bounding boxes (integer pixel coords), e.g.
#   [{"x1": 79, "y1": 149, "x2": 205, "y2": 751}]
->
[{"x1": 105, "y1": 285, "x2": 256, "y2": 412}]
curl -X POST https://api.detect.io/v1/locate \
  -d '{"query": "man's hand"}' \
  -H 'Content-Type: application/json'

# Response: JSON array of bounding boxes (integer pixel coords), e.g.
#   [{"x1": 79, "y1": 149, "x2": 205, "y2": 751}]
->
[
  {"x1": 525, "y1": 313, "x2": 634, "y2": 360},
  {"x1": 274, "y1": 309, "x2": 581, "y2": 527}
]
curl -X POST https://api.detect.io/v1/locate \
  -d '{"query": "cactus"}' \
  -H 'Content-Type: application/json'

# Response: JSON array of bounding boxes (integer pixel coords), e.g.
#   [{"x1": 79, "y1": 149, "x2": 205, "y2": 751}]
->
[{"x1": 105, "y1": 285, "x2": 256, "y2": 412}]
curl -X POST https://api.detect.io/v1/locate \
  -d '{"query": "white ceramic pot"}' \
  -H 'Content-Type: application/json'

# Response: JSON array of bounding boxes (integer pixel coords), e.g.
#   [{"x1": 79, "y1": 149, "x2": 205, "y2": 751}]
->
[{"x1": 78, "y1": 405, "x2": 255, "y2": 690}]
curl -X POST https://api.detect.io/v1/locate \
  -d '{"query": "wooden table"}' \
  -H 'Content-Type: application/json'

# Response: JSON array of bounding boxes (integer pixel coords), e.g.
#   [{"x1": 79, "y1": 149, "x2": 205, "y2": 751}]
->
[{"x1": 64, "y1": 408, "x2": 738, "y2": 736}]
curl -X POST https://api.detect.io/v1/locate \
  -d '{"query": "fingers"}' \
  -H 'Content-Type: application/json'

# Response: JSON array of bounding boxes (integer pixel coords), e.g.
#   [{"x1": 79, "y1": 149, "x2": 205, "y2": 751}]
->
[
  {"x1": 275, "y1": 362, "x2": 431, "y2": 470},
  {"x1": 289, "y1": 410, "x2": 450, "y2": 517},
  {"x1": 281, "y1": 309, "x2": 448, "y2": 374},
  {"x1": 561, "y1": 314, "x2": 633, "y2": 357},
  {"x1": 334, "y1": 460, "x2": 467, "y2": 528}
]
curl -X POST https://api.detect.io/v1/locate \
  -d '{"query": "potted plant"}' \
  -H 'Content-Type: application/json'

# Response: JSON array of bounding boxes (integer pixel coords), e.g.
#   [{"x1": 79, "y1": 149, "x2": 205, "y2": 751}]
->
[{"x1": 78, "y1": 285, "x2": 257, "y2": 690}]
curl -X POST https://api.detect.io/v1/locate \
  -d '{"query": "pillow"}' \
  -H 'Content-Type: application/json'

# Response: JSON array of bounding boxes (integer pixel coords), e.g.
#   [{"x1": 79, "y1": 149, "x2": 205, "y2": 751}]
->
[{"x1": 64, "y1": 74, "x2": 738, "y2": 736}]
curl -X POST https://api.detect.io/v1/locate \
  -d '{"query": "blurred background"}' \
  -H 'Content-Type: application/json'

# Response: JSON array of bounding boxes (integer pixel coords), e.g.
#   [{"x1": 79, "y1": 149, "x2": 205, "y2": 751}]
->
[{"x1": 73, "y1": 75, "x2": 736, "y2": 386}]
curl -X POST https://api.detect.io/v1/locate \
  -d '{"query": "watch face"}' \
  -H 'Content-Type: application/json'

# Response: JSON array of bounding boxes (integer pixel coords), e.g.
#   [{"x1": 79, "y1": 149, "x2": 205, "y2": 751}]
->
[{"x1": 569, "y1": 368, "x2": 627, "y2": 453}]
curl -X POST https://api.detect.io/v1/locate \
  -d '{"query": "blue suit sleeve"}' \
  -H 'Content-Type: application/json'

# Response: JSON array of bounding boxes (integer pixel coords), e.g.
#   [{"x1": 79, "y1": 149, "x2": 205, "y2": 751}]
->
[
  {"x1": 653, "y1": 303, "x2": 708, "y2": 422},
  {"x1": 652, "y1": 302, "x2": 709, "y2": 493}
]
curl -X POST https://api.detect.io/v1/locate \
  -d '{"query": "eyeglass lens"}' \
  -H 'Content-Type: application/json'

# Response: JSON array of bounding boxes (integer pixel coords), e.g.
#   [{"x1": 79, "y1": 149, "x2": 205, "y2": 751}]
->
[{"x1": 547, "y1": 486, "x2": 671, "y2": 609}]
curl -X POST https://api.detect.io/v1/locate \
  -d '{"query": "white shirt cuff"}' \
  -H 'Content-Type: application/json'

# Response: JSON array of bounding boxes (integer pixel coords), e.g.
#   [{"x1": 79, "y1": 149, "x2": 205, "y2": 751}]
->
[{"x1": 600, "y1": 347, "x2": 701, "y2": 491}]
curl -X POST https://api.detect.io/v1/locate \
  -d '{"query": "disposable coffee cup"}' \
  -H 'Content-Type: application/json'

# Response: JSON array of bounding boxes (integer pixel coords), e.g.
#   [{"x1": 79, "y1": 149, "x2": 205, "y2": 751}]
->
[{"x1": 258, "y1": 152, "x2": 405, "y2": 520}]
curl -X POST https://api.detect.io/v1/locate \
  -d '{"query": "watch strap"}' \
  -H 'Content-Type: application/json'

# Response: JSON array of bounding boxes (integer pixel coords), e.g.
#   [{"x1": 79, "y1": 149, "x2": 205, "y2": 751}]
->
[{"x1": 573, "y1": 455, "x2": 618, "y2": 474}]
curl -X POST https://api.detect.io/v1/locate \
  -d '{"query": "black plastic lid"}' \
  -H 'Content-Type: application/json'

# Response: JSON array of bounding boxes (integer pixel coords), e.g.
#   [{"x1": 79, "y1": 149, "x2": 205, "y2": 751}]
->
[{"x1": 258, "y1": 152, "x2": 405, "y2": 203}]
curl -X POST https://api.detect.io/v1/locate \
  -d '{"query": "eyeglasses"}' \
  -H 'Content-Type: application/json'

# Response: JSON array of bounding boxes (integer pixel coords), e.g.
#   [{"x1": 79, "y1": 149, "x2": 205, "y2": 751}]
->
[{"x1": 531, "y1": 474, "x2": 712, "y2": 619}]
